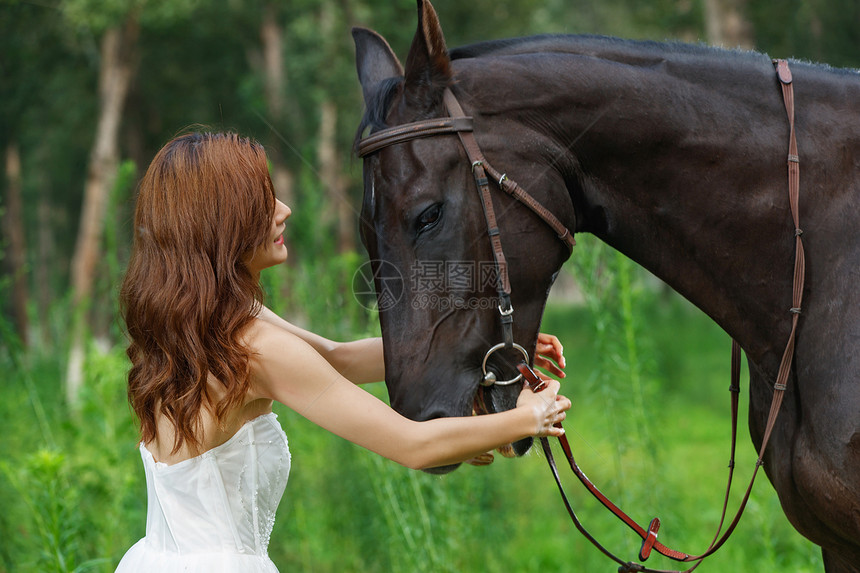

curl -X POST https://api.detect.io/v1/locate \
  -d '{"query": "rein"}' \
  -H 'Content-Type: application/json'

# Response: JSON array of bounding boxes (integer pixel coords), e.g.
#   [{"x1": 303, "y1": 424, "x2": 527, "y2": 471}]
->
[{"x1": 357, "y1": 59, "x2": 805, "y2": 571}]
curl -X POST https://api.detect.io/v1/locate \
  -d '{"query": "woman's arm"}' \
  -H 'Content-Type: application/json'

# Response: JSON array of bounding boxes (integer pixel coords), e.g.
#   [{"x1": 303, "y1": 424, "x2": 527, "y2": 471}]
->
[
  {"x1": 256, "y1": 305, "x2": 384, "y2": 384},
  {"x1": 246, "y1": 319, "x2": 569, "y2": 470},
  {"x1": 258, "y1": 306, "x2": 568, "y2": 386}
]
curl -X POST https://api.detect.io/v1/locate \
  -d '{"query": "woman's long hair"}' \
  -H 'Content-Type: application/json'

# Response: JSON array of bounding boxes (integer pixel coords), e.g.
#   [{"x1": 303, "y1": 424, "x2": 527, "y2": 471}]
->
[{"x1": 120, "y1": 131, "x2": 276, "y2": 453}]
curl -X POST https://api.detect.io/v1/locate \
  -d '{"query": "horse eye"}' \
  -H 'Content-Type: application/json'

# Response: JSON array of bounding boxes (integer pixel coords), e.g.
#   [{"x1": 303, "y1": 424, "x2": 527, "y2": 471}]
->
[{"x1": 417, "y1": 203, "x2": 443, "y2": 232}]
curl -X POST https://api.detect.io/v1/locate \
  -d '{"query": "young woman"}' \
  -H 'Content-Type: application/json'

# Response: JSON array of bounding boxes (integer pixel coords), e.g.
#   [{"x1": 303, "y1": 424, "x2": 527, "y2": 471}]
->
[{"x1": 115, "y1": 131, "x2": 570, "y2": 572}]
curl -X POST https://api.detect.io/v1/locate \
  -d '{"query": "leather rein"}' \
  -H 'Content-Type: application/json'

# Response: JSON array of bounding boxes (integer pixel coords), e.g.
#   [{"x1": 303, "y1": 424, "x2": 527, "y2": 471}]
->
[{"x1": 357, "y1": 59, "x2": 805, "y2": 572}]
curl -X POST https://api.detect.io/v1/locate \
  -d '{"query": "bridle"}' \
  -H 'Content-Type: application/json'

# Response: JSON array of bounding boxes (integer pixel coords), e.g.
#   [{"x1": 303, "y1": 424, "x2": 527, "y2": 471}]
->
[
  {"x1": 359, "y1": 87, "x2": 576, "y2": 386},
  {"x1": 356, "y1": 59, "x2": 805, "y2": 572}
]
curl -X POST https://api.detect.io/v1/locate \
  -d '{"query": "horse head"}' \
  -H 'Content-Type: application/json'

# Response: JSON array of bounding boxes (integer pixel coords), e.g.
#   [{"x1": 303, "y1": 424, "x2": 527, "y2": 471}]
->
[{"x1": 353, "y1": 0, "x2": 575, "y2": 472}]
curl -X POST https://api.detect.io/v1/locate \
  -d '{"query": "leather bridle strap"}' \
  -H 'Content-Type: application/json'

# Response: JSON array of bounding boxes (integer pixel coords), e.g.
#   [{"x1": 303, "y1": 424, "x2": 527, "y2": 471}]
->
[
  {"x1": 522, "y1": 340, "x2": 757, "y2": 573},
  {"x1": 356, "y1": 89, "x2": 576, "y2": 253},
  {"x1": 442, "y1": 89, "x2": 515, "y2": 345},
  {"x1": 440, "y1": 88, "x2": 576, "y2": 347},
  {"x1": 516, "y1": 59, "x2": 805, "y2": 573},
  {"x1": 357, "y1": 87, "x2": 575, "y2": 349},
  {"x1": 764, "y1": 58, "x2": 805, "y2": 452},
  {"x1": 357, "y1": 116, "x2": 475, "y2": 156},
  {"x1": 441, "y1": 89, "x2": 577, "y2": 252}
]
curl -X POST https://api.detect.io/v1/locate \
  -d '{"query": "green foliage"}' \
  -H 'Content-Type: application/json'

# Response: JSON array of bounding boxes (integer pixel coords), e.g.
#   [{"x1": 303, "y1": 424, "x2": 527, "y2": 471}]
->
[
  {"x1": 4, "y1": 0, "x2": 859, "y2": 340},
  {"x1": 0, "y1": 338, "x2": 141, "y2": 573},
  {"x1": 0, "y1": 248, "x2": 824, "y2": 572},
  {"x1": 60, "y1": 0, "x2": 200, "y2": 32},
  {"x1": 749, "y1": 0, "x2": 860, "y2": 67},
  {"x1": 564, "y1": 237, "x2": 662, "y2": 512},
  {"x1": 2, "y1": 0, "x2": 852, "y2": 571}
]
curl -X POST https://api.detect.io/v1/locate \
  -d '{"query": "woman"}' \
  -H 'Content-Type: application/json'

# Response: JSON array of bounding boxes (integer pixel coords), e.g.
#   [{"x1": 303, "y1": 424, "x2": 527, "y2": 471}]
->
[{"x1": 115, "y1": 131, "x2": 570, "y2": 572}]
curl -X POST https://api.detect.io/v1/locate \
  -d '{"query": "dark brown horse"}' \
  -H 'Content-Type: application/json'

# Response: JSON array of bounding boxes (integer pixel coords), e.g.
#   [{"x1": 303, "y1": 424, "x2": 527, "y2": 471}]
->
[{"x1": 352, "y1": 1, "x2": 860, "y2": 570}]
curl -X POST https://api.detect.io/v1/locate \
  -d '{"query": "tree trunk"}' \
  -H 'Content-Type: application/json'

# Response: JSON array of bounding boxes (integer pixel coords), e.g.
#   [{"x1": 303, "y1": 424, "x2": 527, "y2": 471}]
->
[
  {"x1": 36, "y1": 191, "x2": 53, "y2": 346},
  {"x1": 318, "y1": 1, "x2": 354, "y2": 254},
  {"x1": 260, "y1": 3, "x2": 295, "y2": 246},
  {"x1": 258, "y1": 2, "x2": 298, "y2": 315},
  {"x1": 3, "y1": 141, "x2": 29, "y2": 347},
  {"x1": 66, "y1": 15, "x2": 139, "y2": 406},
  {"x1": 317, "y1": 100, "x2": 354, "y2": 254},
  {"x1": 704, "y1": 0, "x2": 755, "y2": 49}
]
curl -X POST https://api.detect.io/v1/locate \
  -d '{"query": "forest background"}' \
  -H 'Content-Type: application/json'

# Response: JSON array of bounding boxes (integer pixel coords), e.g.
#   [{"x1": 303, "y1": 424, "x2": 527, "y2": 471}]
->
[{"x1": 1, "y1": 0, "x2": 858, "y2": 571}]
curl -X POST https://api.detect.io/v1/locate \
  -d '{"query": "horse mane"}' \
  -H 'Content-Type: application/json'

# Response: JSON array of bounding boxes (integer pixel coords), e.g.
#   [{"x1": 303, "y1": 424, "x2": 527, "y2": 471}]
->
[
  {"x1": 449, "y1": 34, "x2": 630, "y2": 59},
  {"x1": 451, "y1": 33, "x2": 860, "y2": 75},
  {"x1": 449, "y1": 33, "x2": 761, "y2": 65},
  {"x1": 355, "y1": 33, "x2": 859, "y2": 152}
]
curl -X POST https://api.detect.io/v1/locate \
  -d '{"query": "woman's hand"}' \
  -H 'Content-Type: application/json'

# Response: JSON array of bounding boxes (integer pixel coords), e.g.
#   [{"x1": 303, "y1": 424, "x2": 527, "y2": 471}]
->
[
  {"x1": 535, "y1": 332, "x2": 566, "y2": 378},
  {"x1": 516, "y1": 376, "x2": 571, "y2": 438}
]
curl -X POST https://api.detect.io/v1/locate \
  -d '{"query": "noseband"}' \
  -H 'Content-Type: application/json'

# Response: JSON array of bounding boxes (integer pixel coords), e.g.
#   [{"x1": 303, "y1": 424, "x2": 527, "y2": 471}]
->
[{"x1": 358, "y1": 88, "x2": 576, "y2": 386}]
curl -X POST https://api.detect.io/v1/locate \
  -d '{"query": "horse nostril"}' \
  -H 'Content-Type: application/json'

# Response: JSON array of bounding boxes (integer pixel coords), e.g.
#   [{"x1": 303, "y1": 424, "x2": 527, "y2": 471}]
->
[
  {"x1": 513, "y1": 437, "x2": 534, "y2": 456},
  {"x1": 422, "y1": 463, "x2": 462, "y2": 475}
]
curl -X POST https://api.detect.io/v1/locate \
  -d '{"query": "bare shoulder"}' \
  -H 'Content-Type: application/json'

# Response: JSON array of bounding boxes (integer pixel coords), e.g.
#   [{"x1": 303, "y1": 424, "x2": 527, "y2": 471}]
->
[
  {"x1": 244, "y1": 315, "x2": 300, "y2": 350},
  {"x1": 243, "y1": 317, "x2": 342, "y2": 404},
  {"x1": 243, "y1": 317, "x2": 318, "y2": 369}
]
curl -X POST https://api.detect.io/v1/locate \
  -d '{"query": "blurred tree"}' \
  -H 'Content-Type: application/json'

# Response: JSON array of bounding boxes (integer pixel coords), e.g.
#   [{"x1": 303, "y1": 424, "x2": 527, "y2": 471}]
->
[
  {"x1": 317, "y1": 0, "x2": 354, "y2": 254},
  {"x1": 1, "y1": 1, "x2": 97, "y2": 348},
  {"x1": 60, "y1": 0, "x2": 198, "y2": 406},
  {"x1": 749, "y1": 0, "x2": 860, "y2": 67},
  {"x1": 2, "y1": 142, "x2": 28, "y2": 347},
  {"x1": 0, "y1": 0, "x2": 856, "y2": 392},
  {"x1": 64, "y1": 10, "x2": 140, "y2": 405},
  {"x1": 258, "y1": 2, "x2": 296, "y2": 225},
  {"x1": 704, "y1": 0, "x2": 754, "y2": 48}
]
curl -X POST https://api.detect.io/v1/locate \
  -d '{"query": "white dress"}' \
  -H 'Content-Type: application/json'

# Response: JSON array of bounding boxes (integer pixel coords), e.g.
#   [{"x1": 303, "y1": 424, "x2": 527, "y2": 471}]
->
[{"x1": 116, "y1": 412, "x2": 291, "y2": 572}]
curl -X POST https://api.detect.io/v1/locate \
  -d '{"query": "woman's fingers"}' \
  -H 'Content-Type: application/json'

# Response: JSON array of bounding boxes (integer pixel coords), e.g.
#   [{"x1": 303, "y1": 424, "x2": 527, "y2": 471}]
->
[
  {"x1": 518, "y1": 376, "x2": 572, "y2": 437},
  {"x1": 534, "y1": 354, "x2": 566, "y2": 378},
  {"x1": 465, "y1": 452, "x2": 495, "y2": 466},
  {"x1": 516, "y1": 374, "x2": 575, "y2": 437},
  {"x1": 535, "y1": 333, "x2": 566, "y2": 378}
]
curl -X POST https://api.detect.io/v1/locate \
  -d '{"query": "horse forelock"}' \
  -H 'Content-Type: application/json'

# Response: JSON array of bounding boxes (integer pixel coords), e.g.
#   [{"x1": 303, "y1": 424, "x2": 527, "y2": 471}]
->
[{"x1": 354, "y1": 76, "x2": 403, "y2": 153}]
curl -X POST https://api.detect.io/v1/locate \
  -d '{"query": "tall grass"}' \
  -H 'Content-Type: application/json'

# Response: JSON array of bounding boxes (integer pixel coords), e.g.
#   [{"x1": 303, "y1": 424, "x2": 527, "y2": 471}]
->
[
  {"x1": 1, "y1": 333, "x2": 141, "y2": 573},
  {"x1": 0, "y1": 237, "x2": 823, "y2": 572}
]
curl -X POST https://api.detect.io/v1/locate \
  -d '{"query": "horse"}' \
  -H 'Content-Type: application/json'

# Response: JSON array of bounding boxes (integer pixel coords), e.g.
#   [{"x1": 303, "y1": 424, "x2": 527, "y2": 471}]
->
[{"x1": 351, "y1": 1, "x2": 860, "y2": 570}]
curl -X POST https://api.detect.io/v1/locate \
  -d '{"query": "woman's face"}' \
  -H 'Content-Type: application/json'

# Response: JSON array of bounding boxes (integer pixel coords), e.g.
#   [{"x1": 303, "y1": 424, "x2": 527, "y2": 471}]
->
[{"x1": 245, "y1": 199, "x2": 291, "y2": 274}]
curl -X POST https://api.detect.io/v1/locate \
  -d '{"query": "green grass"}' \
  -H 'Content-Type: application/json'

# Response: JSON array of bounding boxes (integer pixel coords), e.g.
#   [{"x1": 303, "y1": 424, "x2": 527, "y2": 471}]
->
[{"x1": 0, "y1": 251, "x2": 823, "y2": 572}]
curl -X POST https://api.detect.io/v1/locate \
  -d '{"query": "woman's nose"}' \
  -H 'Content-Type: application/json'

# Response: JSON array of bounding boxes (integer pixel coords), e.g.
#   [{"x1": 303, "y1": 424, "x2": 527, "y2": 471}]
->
[{"x1": 277, "y1": 200, "x2": 291, "y2": 222}]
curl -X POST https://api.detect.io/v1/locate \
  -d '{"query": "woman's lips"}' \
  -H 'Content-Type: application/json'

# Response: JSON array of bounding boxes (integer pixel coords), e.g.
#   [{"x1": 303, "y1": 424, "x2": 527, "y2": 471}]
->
[{"x1": 274, "y1": 235, "x2": 284, "y2": 245}]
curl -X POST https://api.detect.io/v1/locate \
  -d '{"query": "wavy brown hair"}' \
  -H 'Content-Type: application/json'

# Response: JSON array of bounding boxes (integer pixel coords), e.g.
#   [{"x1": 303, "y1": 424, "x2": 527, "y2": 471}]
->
[{"x1": 120, "y1": 131, "x2": 276, "y2": 453}]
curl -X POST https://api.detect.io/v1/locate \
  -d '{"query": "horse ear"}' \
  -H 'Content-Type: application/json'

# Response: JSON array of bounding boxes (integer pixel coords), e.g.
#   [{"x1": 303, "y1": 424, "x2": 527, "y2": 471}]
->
[
  {"x1": 403, "y1": 0, "x2": 452, "y2": 106},
  {"x1": 353, "y1": 27, "x2": 405, "y2": 107}
]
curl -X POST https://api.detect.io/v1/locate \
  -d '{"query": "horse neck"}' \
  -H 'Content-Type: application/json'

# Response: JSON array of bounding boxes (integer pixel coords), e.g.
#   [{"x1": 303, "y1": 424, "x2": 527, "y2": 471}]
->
[{"x1": 458, "y1": 42, "x2": 797, "y2": 362}]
